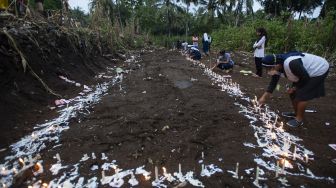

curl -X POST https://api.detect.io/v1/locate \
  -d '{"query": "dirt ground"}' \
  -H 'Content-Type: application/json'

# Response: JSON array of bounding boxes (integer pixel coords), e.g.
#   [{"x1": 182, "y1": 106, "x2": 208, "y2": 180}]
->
[{"x1": 1, "y1": 47, "x2": 336, "y2": 187}]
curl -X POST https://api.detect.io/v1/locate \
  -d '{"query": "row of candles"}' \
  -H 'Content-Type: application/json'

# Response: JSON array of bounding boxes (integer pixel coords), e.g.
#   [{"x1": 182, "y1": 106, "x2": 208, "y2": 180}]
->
[{"x1": 185, "y1": 56, "x2": 313, "y2": 184}]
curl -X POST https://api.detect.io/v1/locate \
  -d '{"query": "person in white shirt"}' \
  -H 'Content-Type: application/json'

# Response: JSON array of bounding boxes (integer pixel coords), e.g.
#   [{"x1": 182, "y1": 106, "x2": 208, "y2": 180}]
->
[
  {"x1": 253, "y1": 28, "x2": 267, "y2": 77},
  {"x1": 202, "y1": 33, "x2": 210, "y2": 56},
  {"x1": 258, "y1": 52, "x2": 329, "y2": 127}
]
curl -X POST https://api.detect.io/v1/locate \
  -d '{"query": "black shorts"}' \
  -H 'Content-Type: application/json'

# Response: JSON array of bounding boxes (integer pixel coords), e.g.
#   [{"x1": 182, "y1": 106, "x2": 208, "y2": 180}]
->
[{"x1": 294, "y1": 70, "x2": 329, "y2": 101}]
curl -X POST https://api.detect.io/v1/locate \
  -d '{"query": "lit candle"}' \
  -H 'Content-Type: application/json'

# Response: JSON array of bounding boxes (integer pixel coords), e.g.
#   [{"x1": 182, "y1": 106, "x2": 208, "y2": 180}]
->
[
  {"x1": 1, "y1": 167, "x2": 6, "y2": 176},
  {"x1": 33, "y1": 162, "x2": 42, "y2": 172},
  {"x1": 42, "y1": 183, "x2": 48, "y2": 188},
  {"x1": 271, "y1": 132, "x2": 276, "y2": 140},
  {"x1": 144, "y1": 174, "x2": 151, "y2": 181},
  {"x1": 275, "y1": 161, "x2": 279, "y2": 178},
  {"x1": 19, "y1": 158, "x2": 25, "y2": 168},
  {"x1": 202, "y1": 152, "x2": 204, "y2": 159},
  {"x1": 155, "y1": 166, "x2": 159, "y2": 181},
  {"x1": 13, "y1": 168, "x2": 18, "y2": 175},
  {"x1": 281, "y1": 159, "x2": 286, "y2": 174},
  {"x1": 31, "y1": 132, "x2": 37, "y2": 140},
  {"x1": 305, "y1": 154, "x2": 309, "y2": 163}
]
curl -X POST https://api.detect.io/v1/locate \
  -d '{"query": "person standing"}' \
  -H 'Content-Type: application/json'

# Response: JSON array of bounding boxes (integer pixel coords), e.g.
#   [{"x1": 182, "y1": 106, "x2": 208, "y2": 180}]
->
[
  {"x1": 208, "y1": 35, "x2": 212, "y2": 52},
  {"x1": 253, "y1": 28, "x2": 267, "y2": 77},
  {"x1": 258, "y1": 52, "x2": 329, "y2": 127},
  {"x1": 202, "y1": 33, "x2": 209, "y2": 56},
  {"x1": 192, "y1": 34, "x2": 198, "y2": 47}
]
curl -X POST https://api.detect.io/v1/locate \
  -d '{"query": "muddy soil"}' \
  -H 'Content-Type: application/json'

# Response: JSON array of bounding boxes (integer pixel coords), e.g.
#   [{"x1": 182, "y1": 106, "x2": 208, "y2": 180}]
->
[{"x1": 4, "y1": 49, "x2": 332, "y2": 187}]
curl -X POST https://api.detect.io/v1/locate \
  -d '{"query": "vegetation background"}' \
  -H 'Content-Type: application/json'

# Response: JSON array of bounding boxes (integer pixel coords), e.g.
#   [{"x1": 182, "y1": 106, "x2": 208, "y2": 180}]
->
[{"x1": 27, "y1": 0, "x2": 336, "y2": 64}]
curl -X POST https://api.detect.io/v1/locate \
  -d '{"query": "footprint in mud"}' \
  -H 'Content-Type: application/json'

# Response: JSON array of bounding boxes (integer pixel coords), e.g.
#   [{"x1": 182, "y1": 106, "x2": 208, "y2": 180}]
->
[{"x1": 174, "y1": 80, "x2": 193, "y2": 89}]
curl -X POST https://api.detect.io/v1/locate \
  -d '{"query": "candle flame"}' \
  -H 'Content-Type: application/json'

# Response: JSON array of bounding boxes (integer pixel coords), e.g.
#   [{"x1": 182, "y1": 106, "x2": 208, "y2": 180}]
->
[
  {"x1": 42, "y1": 183, "x2": 48, "y2": 188},
  {"x1": 34, "y1": 162, "x2": 42, "y2": 172},
  {"x1": 28, "y1": 186, "x2": 33, "y2": 188},
  {"x1": 271, "y1": 132, "x2": 277, "y2": 139},
  {"x1": 162, "y1": 167, "x2": 167, "y2": 174},
  {"x1": 18, "y1": 158, "x2": 25, "y2": 167},
  {"x1": 144, "y1": 174, "x2": 151, "y2": 180}
]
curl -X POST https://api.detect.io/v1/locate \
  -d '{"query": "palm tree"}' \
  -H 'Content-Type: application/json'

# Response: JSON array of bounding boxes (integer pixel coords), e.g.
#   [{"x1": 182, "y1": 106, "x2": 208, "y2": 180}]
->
[
  {"x1": 182, "y1": 0, "x2": 199, "y2": 38},
  {"x1": 156, "y1": 0, "x2": 184, "y2": 37}
]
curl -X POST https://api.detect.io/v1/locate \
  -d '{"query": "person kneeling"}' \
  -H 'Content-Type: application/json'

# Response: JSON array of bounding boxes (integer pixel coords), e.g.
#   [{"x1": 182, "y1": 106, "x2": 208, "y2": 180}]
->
[
  {"x1": 189, "y1": 47, "x2": 202, "y2": 61},
  {"x1": 212, "y1": 50, "x2": 234, "y2": 73}
]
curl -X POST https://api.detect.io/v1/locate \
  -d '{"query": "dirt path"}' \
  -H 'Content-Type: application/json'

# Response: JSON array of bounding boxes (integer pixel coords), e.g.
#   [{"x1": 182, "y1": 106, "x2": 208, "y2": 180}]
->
[{"x1": 1, "y1": 49, "x2": 335, "y2": 187}]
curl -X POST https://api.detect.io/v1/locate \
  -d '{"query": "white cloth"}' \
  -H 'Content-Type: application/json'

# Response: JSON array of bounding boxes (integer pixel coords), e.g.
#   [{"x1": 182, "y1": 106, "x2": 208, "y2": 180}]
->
[
  {"x1": 203, "y1": 33, "x2": 209, "y2": 42},
  {"x1": 283, "y1": 53, "x2": 329, "y2": 82},
  {"x1": 253, "y1": 36, "x2": 266, "y2": 57}
]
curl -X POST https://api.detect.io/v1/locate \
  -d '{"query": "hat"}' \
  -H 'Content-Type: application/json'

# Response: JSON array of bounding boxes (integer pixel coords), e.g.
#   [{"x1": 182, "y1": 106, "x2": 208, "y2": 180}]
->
[{"x1": 261, "y1": 54, "x2": 276, "y2": 67}]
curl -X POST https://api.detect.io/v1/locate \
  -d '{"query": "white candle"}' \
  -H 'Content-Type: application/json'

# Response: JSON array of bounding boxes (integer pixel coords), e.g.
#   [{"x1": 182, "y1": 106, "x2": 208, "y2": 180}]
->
[
  {"x1": 202, "y1": 152, "x2": 204, "y2": 159},
  {"x1": 178, "y1": 163, "x2": 182, "y2": 175},
  {"x1": 305, "y1": 154, "x2": 309, "y2": 163},
  {"x1": 281, "y1": 159, "x2": 285, "y2": 174},
  {"x1": 1, "y1": 167, "x2": 6, "y2": 176},
  {"x1": 275, "y1": 161, "x2": 279, "y2": 178},
  {"x1": 102, "y1": 171, "x2": 105, "y2": 178},
  {"x1": 255, "y1": 166, "x2": 259, "y2": 184},
  {"x1": 56, "y1": 153, "x2": 61, "y2": 162},
  {"x1": 235, "y1": 162, "x2": 239, "y2": 177},
  {"x1": 155, "y1": 166, "x2": 159, "y2": 181},
  {"x1": 293, "y1": 146, "x2": 297, "y2": 160},
  {"x1": 19, "y1": 158, "x2": 25, "y2": 168},
  {"x1": 274, "y1": 115, "x2": 278, "y2": 126}
]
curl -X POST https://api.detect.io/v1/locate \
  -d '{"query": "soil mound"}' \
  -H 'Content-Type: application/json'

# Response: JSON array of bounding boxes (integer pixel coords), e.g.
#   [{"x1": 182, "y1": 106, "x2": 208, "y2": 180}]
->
[{"x1": 0, "y1": 20, "x2": 120, "y2": 148}]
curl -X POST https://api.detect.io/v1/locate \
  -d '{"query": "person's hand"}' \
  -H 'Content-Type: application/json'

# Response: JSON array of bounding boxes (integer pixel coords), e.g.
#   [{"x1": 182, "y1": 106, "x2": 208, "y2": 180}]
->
[
  {"x1": 258, "y1": 92, "x2": 271, "y2": 105},
  {"x1": 258, "y1": 95, "x2": 267, "y2": 105}
]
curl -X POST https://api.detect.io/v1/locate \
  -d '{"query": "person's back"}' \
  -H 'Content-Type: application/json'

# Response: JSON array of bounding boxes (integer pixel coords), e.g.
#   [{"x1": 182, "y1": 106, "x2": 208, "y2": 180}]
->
[{"x1": 190, "y1": 47, "x2": 201, "y2": 60}]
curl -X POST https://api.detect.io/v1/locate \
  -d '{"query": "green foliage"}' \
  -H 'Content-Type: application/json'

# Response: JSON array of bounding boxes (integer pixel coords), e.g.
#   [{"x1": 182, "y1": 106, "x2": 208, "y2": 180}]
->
[
  {"x1": 29, "y1": 0, "x2": 62, "y2": 10},
  {"x1": 211, "y1": 15, "x2": 336, "y2": 57}
]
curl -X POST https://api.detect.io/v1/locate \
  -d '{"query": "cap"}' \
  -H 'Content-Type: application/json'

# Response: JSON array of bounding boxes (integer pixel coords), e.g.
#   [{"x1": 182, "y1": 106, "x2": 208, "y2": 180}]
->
[{"x1": 261, "y1": 54, "x2": 277, "y2": 67}]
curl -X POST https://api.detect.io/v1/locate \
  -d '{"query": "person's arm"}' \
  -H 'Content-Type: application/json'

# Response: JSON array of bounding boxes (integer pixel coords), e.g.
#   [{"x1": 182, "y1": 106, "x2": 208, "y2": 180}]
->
[
  {"x1": 258, "y1": 74, "x2": 280, "y2": 104},
  {"x1": 289, "y1": 59, "x2": 310, "y2": 88},
  {"x1": 253, "y1": 36, "x2": 266, "y2": 49}
]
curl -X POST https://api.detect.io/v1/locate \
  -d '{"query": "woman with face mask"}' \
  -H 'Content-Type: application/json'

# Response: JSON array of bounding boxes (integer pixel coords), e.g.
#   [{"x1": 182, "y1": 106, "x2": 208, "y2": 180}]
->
[{"x1": 258, "y1": 52, "x2": 329, "y2": 127}]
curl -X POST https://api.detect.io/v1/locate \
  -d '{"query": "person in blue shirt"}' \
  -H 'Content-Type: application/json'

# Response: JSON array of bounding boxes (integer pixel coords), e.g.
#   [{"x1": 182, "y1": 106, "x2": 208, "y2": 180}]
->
[
  {"x1": 212, "y1": 50, "x2": 234, "y2": 72},
  {"x1": 258, "y1": 52, "x2": 329, "y2": 127}
]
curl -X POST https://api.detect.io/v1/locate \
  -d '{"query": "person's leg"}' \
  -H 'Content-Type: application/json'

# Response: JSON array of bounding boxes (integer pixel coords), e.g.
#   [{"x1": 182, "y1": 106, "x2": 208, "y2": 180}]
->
[
  {"x1": 255, "y1": 57, "x2": 263, "y2": 77},
  {"x1": 295, "y1": 101, "x2": 307, "y2": 122}
]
